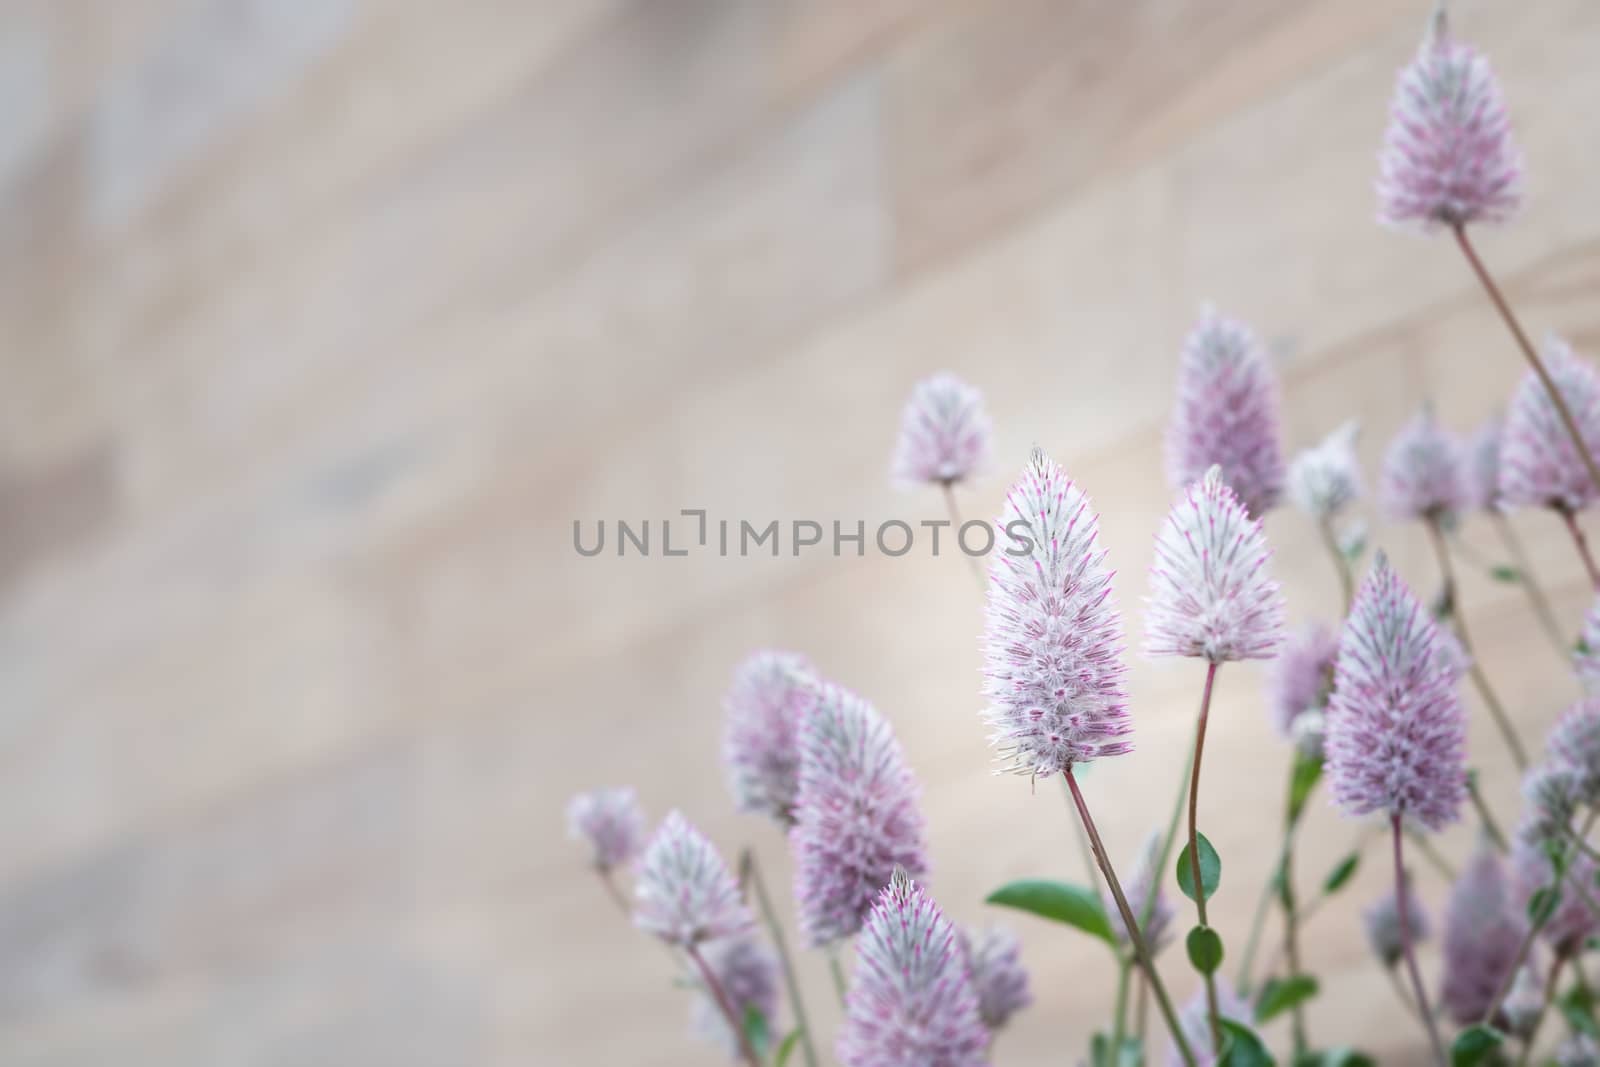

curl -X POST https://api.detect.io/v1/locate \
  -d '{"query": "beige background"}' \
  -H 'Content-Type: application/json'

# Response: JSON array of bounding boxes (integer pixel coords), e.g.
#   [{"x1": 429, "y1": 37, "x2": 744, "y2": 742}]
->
[{"x1": 0, "y1": 0, "x2": 1596, "y2": 1063}]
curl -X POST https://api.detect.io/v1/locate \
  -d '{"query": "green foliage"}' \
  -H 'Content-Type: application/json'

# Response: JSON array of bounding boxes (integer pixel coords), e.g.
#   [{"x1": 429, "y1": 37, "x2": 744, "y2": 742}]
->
[
  {"x1": 986, "y1": 880, "x2": 1117, "y2": 947},
  {"x1": 1177, "y1": 833, "x2": 1222, "y2": 902},
  {"x1": 743, "y1": 1006, "x2": 770, "y2": 1058},
  {"x1": 1449, "y1": 1025, "x2": 1505, "y2": 1067},
  {"x1": 1187, "y1": 925, "x2": 1224, "y2": 975},
  {"x1": 1560, "y1": 983, "x2": 1600, "y2": 1039},
  {"x1": 1217, "y1": 1019, "x2": 1275, "y2": 1067},
  {"x1": 774, "y1": 1027, "x2": 802, "y2": 1066},
  {"x1": 1255, "y1": 975, "x2": 1319, "y2": 1024},
  {"x1": 1321, "y1": 852, "x2": 1360, "y2": 894},
  {"x1": 1529, "y1": 885, "x2": 1562, "y2": 926},
  {"x1": 1090, "y1": 1032, "x2": 1143, "y2": 1067},
  {"x1": 1287, "y1": 753, "x2": 1323, "y2": 824},
  {"x1": 1489, "y1": 564, "x2": 1521, "y2": 583}
]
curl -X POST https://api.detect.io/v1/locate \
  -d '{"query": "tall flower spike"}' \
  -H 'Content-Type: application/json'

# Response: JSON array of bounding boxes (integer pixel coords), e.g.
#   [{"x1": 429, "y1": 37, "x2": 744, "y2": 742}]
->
[
  {"x1": 1363, "y1": 876, "x2": 1430, "y2": 968},
  {"x1": 1324, "y1": 553, "x2": 1468, "y2": 831},
  {"x1": 1379, "y1": 408, "x2": 1469, "y2": 523},
  {"x1": 1287, "y1": 420, "x2": 1364, "y2": 520},
  {"x1": 1500, "y1": 336, "x2": 1600, "y2": 512},
  {"x1": 1376, "y1": 10, "x2": 1521, "y2": 230},
  {"x1": 1500, "y1": 961, "x2": 1546, "y2": 1039},
  {"x1": 1106, "y1": 831, "x2": 1176, "y2": 957},
  {"x1": 565, "y1": 786, "x2": 647, "y2": 872},
  {"x1": 633, "y1": 811, "x2": 753, "y2": 948},
  {"x1": 1146, "y1": 466, "x2": 1285, "y2": 663},
  {"x1": 1515, "y1": 761, "x2": 1581, "y2": 851},
  {"x1": 838, "y1": 870, "x2": 990, "y2": 1067},
  {"x1": 722, "y1": 650, "x2": 817, "y2": 826},
  {"x1": 1439, "y1": 844, "x2": 1527, "y2": 1026},
  {"x1": 891, "y1": 373, "x2": 993, "y2": 489},
  {"x1": 982, "y1": 449, "x2": 1131, "y2": 777},
  {"x1": 961, "y1": 925, "x2": 1033, "y2": 1032},
  {"x1": 1166, "y1": 308, "x2": 1286, "y2": 518},
  {"x1": 1267, "y1": 622, "x2": 1340, "y2": 759},
  {"x1": 1166, "y1": 979, "x2": 1250, "y2": 1067},
  {"x1": 1577, "y1": 600, "x2": 1600, "y2": 694},
  {"x1": 1465, "y1": 417, "x2": 1505, "y2": 513},
  {"x1": 792, "y1": 684, "x2": 928, "y2": 946},
  {"x1": 1546, "y1": 699, "x2": 1600, "y2": 808},
  {"x1": 1513, "y1": 841, "x2": 1600, "y2": 957},
  {"x1": 691, "y1": 936, "x2": 781, "y2": 1060}
]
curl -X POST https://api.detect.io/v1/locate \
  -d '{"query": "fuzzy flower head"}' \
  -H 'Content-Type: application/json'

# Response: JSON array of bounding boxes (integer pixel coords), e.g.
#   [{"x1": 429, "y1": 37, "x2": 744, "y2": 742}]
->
[
  {"x1": 722, "y1": 650, "x2": 817, "y2": 825},
  {"x1": 1167, "y1": 979, "x2": 1251, "y2": 1067},
  {"x1": 1546, "y1": 699, "x2": 1600, "y2": 809},
  {"x1": 1267, "y1": 622, "x2": 1341, "y2": 759},
  {"x1": 1465, "y1": 417, "x2": 1505, "y2": 512},
  {"x1": 1380, "y1": 408, "x2": 1468, "y2": 523},
  {"x1": 1107, "y1": 831, "x2": 1176, "y2": 956},
  {"x1": 1166, "y1": 309, "x2": 1285, "y2": 518},
  {"x1": 691, "y1": 936, "x2": 781, "y2": 1059},
  {"x1": 1516, "y1": 762, "x2": 1581, "y2": 852},
  {"x1": 1578, "y1": 601, "x2": 1600, "y2": 695},
  {"x1": 632, "y1": 811, "x2": 752, "y2": 948},
  {"x1": 565, "y1": 786, "x2": 647, "y2": 872},
  {"x1": 838, "y1": 870, "x2": 990, "y2": 1067},
  {"x1": 1500, "y1": 336, "x2": 1600, "y2": 513},
  {"x1": 1558, "y1": 1033, "x2": 1600, "y2": 1067},
  {"x1": 961, "y1": 925, "x2": 1032, "y2": 1032},
  {"x1": 1513, "y1": 841, "x2": 1600, "y2": 957},
  {"x1": 1287, "y1": 420, "x2": 1364, "y2": 520},
  {"x1": 1146, "y1": 466, "x2": 1285, "y2": 663},
  {"x1": 1501, "y1": 961, "x2": 1546, "y2": 1039},
  {"x1": 1324, "y1": 553, "x2": 1467, "y2": 831},
  {"x1": 891, "y1": 373, "x2": 992, "y2": 489},
  {"x1": 1364, "y1": 875, "x2": 1430, "y2": 968},
  {"x1": 1376, "y1": 11, "x2": 1521, "y2": 230},
  {"x1": 792, "y1": 684, "x2": 928, "y2": 946},
  {"x1": 1440, "y1": 844, "x2": 1527, "y2": 1025},
  {"x1": 982, "y1": 449, "x2": 1131, "y2": 778}
]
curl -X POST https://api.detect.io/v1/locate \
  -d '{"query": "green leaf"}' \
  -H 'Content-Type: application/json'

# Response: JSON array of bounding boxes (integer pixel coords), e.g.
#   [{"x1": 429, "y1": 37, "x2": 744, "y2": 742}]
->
[
  {"x1": 774, "y1": 1028, "x2": 803, "y2": 1067},
  {"x1": 1287, "y1": 752, "x2": 1323, "y2": 824},
  {"x1": 1322, "y1": 852, "x2": 1360, "y2": 895},
  {"x1": 1529, "y1": 885, "x2": 1562, "y2": 925},
  {"x1": 1561, "y1": 983, "x2": 1600, "y2": 1038},
  {"x1": 1489, "y1": 564, "x2": 1521, "y2": 583},
  {"x1": 1255, "y1": 975, "x2": 1319, "y2": 1023},
  {"x1": 1339, "y1": 528, "x2": 1367, "y2": 564},
  {"x1": 1295, "y1": 1050, "x2": 1374, "y2": 1067},
  {"x1": 743, "y1": 1006, "x2": 770, "y2": 1058},
  {"x1": 1449, "y1": 1024, "x2": 1504, "y2": 1067},
  {"x1": 1186, "y1": 925, "x2": 1224, "y2": 975},
  {"x1": 1217, "y1": 1018, "x2": 1275, "y2": 1067},
  {"x1": 1176, "y1": 834, "x2": 1222, "y2": 902},
  {"x1": 987, "y1": 879, "x2": 1117, "y2": 947}
]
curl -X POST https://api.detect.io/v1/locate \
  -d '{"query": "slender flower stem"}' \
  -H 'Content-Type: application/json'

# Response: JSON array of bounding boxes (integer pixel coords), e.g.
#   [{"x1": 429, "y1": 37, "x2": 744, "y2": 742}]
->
[
  {"x1": 1491, "y1": 513, "x2": 1570, "y2": 655},
  {"x1": 1147, "y1": 743, "x2": 1197, "y2": 928},
  {"x1": 1065, "y1": 767, "x2": 1198, "y2": 1067},
  {"x1": 1407, "y1": 826, "x2": 1459, "y2": 882},
  {"x1": 1392, "y1": 816, "x2": 1448, "y2": 1067},
  {"x1": 941, "y1": 482, "x2": 986, "y2": 587},
  {"x1": 1319, "y1": 515, "x2": 1355, "y2": 614},
  {"x1": 1237, "y1": 842, "x2": 1283, "y2": 994},
  {"x1": 1060, "y1": 777, "x2": 1102, "y2": 888},
  {"x1": 598, "y1": 868, "x2": 631, "y2": 917},
  {"x1": 1110, "y1": 957, "x2": 1132, "y2": 1063},
  {"x1": 1186, "y1": 662, "x2": 1224, "y2": 1054},
  {"x1": 742, "y1": 851, "x2": 819, "y2": 1067},
  {"x1": 1515, "y1": 953, "x2": 1569, "y2": 1067},
  {"x1": 1558, "y1": 505, "x2": 1600, "y2": 591},
  {"x1": 1467, "y1": 772, "x2": 1509, "y2": 854},
  {"x1": 1281, "y1": 829, "x2": 1309, "y2": 1055},
  {"x1": 1425, "y1": 517, "x2": 1529, "y2": 769},
  {"x1": 688, "y1": 942, "x2": 764, "y2": 1067},
  {"x1": 1385, "y1": 964, "x2": 1422, "y2": 1022},
  {"x1": 826, "y1": 945, "x2": 848, "y2": 1007},
  {"x1": 1452, "y1": 222, "x2": 1600, "y2": 493},
  {"x1": 1136, "y1": 967, "x2": 1150, "y2": 1046}
]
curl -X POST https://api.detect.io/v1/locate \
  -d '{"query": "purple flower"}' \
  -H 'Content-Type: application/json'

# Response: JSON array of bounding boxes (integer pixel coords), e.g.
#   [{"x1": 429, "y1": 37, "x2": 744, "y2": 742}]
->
[
  {"x1": 1380, "y1": 409, "x2": 1468, "y2": 523},
  {"x1": 1376, "y1": 13, "x2": 1521, "y2": 230},
  {"x1": 1578, "y1": 600, "x2": 1600, "y2": 694},
  {"x1": 1166, "y1": 309, "x2": 1285, "y2": 519},
  {"x1": 792, "y1": 683, "x2": 928, "y2": 946},
  {"x1": 1501, "y1": 961, "x2": 1545, "y2": 1039},
  {"x1": 1146, "y1": 466, "x2": 1285, "y2": 664},
  {"x1": 1500, "y1": 336, "x2": 1600, "y2": 513},
  {"x1": 722, "y1": 650, "x2": 817, "y2": 826},
  {"x1": 1465, "y1": 417, "x2": 1505, "y2": 513},
  {"x1": 1516, "y1": 762, "x2": 1581, "y2": 851},
  {"x1": 1287, "y1": 420, "x2": 1364, "y2": 520},
  {"x1": 1546, "y1": 699, "x2": 1600, "y2": 808},
  {"x1": 1557, "y1": 1033, "x2": 1600, "y2": 1067},
  {"x1": 565, "y1": 786, "x2": 647, "y2": 872},
  {"x1": 1324, "y1": 553, "x2": 1467, "y2": 832},
  {"x1": 633, "y1": 811, "x2": 753, "y2": 948},
  {"x1": 1166, "y1": 979, "x2": 1251, "y2": 1067},
  {"x1": 1106, "y1": 831, "x2": 1175, "y2": 957},
  {"x1": 691, "y1": 936, "x2": 781, "y2": 1060},
  {"x1": 838, "y1": 870, "x2": 990, "y2": 1067},
  {"x1": 961, "y1": 925, "x2": 1032, "y2": 1032},
  {"x1": 1513, "y1": 840, "x2": 1600, "y2": 957},
  {"x1": 1267, "y1": 622, "x2": 1340, "y2": 759},
  {"x1": 982, "y1": 449, "x2": 1131, "y2": 778},
  {"x1": 891, "y1": 373, "x2": 993, "y2": 489},
  {"x1": 1439, "y1": 844, "x2": 1525, "y2": 1025},
  {"x1": 1364, "y1": 875, "x2": 1430, "y2": 968}
]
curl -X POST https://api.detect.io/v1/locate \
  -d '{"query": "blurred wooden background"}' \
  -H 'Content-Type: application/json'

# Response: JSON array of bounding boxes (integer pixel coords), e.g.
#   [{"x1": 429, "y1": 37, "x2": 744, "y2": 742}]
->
[{"x1": 1, "y1": 0, "x2": 1597, "y2": 1063}]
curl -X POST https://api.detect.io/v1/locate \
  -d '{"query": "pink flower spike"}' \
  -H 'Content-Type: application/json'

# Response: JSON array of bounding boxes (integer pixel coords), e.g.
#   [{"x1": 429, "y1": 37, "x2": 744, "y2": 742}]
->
[
  {"x1": 1324, "y1": 553, "x2": 1467, "y2": 832},
  {"x1": 961, "y1": 925, "x2": 1033, "y2": 1032},
  {"x1": 691, "y1": 936, "x2": 781, "y2": 1059},
  {"x1": 1146, "y1": 466, "x2": 1285, "y2": 664},
  {"x1": 1364, "y1": 876, "x2": 1431, "y2": 968},
  {"x1": 891, "y1": 373, "x2": 993, "y2": 489},
  {"x1": 838, "y1": 870, "x2": 990, "y2": 1067},
  {"x1": 722, "y1": 650, "x2": 817, "y2": 826},
  {"x1": 792, "y1": 683, "x2": 928, "y2": 946},
  {"x1": 1166, "y1": 308, "x2": 1286, "y2": 518},
  {"x1": 982, "y1": 449, "x2": 1131, "y2": 777},
  {"x1": 565, "y1": 786, "x2": 647, "y2": 872},
  {"x1": 1545, "y1": 699, "x2": 1600, "y2": 808},
  {"x1": 1287, "y1": 420, "x2": 1364, "y2": 520},
  {"x1": 633, "y1": 811, "x2": 753, "y2": 948},
  {"x1": 1266, "y1": 622, "x2": 1340, "y2": 759},
  {"x1": 1376, "y1": 11, "x2": 1522, "y2": 230},
  {"x1": 1500, "y1": 336, "x2": 1600, "y2": 513},
  {"x1": 1380, "y1": 408, "x2": 1468, "y2": 523},
  {"x1": 1439, "y1": 843, "x2": 1527, "y2": 1026},
  {"x1": 1465, "y1": 417, "x2": 1505, "y2": 513}
]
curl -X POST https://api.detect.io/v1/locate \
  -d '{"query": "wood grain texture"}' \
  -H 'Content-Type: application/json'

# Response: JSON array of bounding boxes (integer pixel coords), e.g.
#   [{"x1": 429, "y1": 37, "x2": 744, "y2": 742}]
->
[{"x1": 1, "y1": 0, "x2": 1597, "y2": 1063}]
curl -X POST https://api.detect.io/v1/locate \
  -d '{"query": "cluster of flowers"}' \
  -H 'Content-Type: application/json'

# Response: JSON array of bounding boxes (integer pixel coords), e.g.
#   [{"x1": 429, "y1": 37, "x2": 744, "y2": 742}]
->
[{"x1": 566, "y1": 9, "x2": 1600, "y2": 1066}]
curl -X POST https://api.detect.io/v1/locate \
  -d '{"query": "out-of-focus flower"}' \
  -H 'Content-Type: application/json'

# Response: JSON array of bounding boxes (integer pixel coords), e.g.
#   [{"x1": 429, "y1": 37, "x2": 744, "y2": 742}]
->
[
  {"x1": 1439, "y1": 844, "x2": 1525, "y2": 1025},
  {"x1": 566, "y1": 786, "x2": 647, "y2": 872},
  {"x1": 1166, "y1": 309, "x2": 1285, "y2": 519},
  {"x1": 1380, "y1": 409, "x2": 1468, "y2": 524},
  {"x1": 1267, "y1": 622, "x2": 1340, "y2": 759},
  {"x1": 891, "y1": 373, "x2": 992, "y2": 489},
  {"x1": 1500, "y1": 336, "x2": 1600, "y2": 513},
  {"x1": 792, "y1": 684, "x2": 928, "y2": 946},
  {"x1": 1513, "y1": 841, "x2": 1600, "y2": 957},
  {"x1": 1500, "y1": 961, "x2": 1545, "y2": 1039},
  {"x1": 634, "y1": 811, "x2": 753, "y2": 948},
  {"x1": 1104, "y1": 831, "x2": 1176, "y2": 958},
  {"x1": 1376, "y1": 12, "x2": 1521, "y2": 230},
  {"x1": 1166, "y1": 979, "x2": 1251, "y2": 1067},
  {"x1": 1364, "y1": 876, "x2": 1430, "y2": 968},
  {"x1": 691, "y1": 937, "x2": 780, "y2": 1060},
  {"x1": 1557, "y1": 1032, "x2": 1600, "y2": 1067},
  {"x1": 1546, "y1": 699, "x2": 1600, "y2": 808},
  {"x1": 1465, "y1": 417, "x2": 1505, "y2": 512},
  {"x1": 1325, "y1": 554, "x2": 1467, "y2": 832},
  {"x1": 1577, "y1": 600, "x2": 1600, "y2": 694},
  {"x1": 1516, "y1": 762, "x2": 1581, "y2": 851},
  {"x1": 961, "y1": 925, "x2": 1032, "y2": 1032},
  {"x1": 982, "y1": 449, "x2": 1131, "y2": 778},
  {"x1": 838, "y1": 870, "x2": 989, "y2": 1067},
  {"x1": 1287, "y1": 420, "x2": 1364, "y2": 520},
  {"x1": 1145, "y1": 466, "x2": 1285, "y2": 663},
  {"x1": 722, "y1": 651, "x2": 817, "y2": 826}
]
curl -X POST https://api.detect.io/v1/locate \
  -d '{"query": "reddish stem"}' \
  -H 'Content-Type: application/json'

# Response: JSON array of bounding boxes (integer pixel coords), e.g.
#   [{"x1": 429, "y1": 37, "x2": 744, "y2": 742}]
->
[
  {"x1": 1186, "y1": 661, "x2": 1223, "y2": 1053},
  {"x1": 688, "y1": 943, "x2": 762, "y2": 1067},
  {"x1": 1392, "y1": 816, "x2": 1447, "y2": 1067}
]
